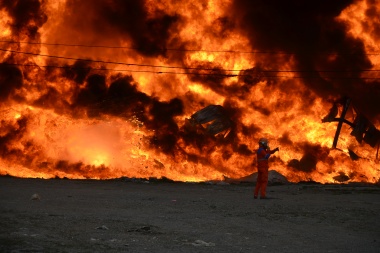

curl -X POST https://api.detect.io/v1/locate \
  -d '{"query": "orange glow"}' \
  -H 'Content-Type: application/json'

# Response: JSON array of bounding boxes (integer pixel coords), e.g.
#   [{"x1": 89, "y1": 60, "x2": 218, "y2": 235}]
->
[
  {"x1": 0, "y1": 10, "x2": 12, "y2": 37},
  {"x1": 338, "y1": 0, "x2": 380, "y2": 70},
  {"x1": 0, "y1": 0, "x2": 379, "y2": 183}
]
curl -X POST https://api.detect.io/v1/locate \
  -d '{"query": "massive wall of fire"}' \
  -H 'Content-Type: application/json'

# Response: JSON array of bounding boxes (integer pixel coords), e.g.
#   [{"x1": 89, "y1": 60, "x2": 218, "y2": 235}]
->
[{"x1": 0, "y1": 0, "x2": 379, "y2": 183}]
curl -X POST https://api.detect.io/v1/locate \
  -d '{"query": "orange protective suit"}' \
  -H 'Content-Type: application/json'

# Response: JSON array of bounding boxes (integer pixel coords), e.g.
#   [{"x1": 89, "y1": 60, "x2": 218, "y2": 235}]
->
[{"x1": 254, "y1": 147, "x2": 276, "y2": 198}]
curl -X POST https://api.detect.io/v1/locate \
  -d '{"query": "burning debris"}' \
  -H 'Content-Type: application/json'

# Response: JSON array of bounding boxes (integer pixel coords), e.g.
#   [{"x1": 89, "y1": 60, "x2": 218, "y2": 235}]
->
[
  {"x1": 184, "y1": 105, "x2": 233, "y2": 137},
  {"x1": 333, "y1": 172, "x2": 350, "y2": 183},
  {"x1": 0, "y1": 0, "x2": 379, "y2": 184},
  {"x1": 347, "y1": 149, "x2": 360, "y2": 161},
  {"x1": 322, "y1": 97, "x2": 380, "y2": 157}
]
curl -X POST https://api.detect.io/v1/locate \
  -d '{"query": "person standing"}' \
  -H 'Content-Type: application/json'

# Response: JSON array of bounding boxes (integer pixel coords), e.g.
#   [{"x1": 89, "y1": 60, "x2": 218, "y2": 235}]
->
[{"x1": 254, "y1": 138, "x2": 279, "y2": 199}]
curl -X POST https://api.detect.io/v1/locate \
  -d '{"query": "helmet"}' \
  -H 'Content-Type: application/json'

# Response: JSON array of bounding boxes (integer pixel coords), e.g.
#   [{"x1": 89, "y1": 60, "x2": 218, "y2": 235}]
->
[{"x1": 258, "y1": 138, "x2": 269, "y2": 147}]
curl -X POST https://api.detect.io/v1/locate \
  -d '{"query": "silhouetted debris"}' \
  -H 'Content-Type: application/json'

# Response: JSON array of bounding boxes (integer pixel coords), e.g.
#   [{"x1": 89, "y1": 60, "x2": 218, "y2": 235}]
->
[
  {"x1": 323, "y1": 98, "x2": 380, "y2": 152},
  {"x1": 185, "y1": 105, "x2": 232, "y2": 137},
  {"x1": 153, "y1": 159, "x2": 165, "y2": 169},
  {"x1": 322, "y1": 103, "x2": 338, "y2": 123},
  {"x1": 191, "y1": 105, "x2": 223, "y2": 124},
  {"x1": 206, "y1": 117, "x2": 229, "y2": 135},
  {"x1": 348, "y1": 149, "x2": 360, "y2": 160},
  {"x1": 350, "y1": 115, "x2": 369, "y2": 143},
  {"x1": 364, "y1": 124, "x2": 380, "y2": 147},
  {"x1": 148, "y1": 176, "x2": 175, "y2": 183},
  {"x1": 333, "y1": 172, "x2": 350, "y2": 183}
]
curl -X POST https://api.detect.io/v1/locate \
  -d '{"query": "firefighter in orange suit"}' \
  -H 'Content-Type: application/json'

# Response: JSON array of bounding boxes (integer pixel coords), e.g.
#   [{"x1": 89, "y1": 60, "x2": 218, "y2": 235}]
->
[{"x1": 254, "y1": 138, "x2": 279, "y2": 199}]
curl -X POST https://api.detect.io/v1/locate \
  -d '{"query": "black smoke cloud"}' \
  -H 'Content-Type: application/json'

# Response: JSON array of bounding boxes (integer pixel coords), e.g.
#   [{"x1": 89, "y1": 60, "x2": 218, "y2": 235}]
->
[
  {"x1": 287, "y1": 142, "x2": 331, "y2": 173},
  {"x1": 230, "y1": 0, "x2": 380, "y2": 120},
  {"x1": 70, "y1": 71, "x2": 184, "y2": 154},
  {"x1": 62, "y1": 0, "x2": 179, "y2": 57},
  {"x1": 0, "y1": 63, "x2": 23, "y2": 101},
  {"x1": 363, "y1": 0, "x2": 380, "y2": 42},
  {"x1": 62, "y1": 60, "x2": 92, "y2": 84},
  {"x1": 2, "y1": 0, "x2": 378, "y2": 165},
  {"x1": 0, "y1": 0, "x2": 47, "y2": 39}
]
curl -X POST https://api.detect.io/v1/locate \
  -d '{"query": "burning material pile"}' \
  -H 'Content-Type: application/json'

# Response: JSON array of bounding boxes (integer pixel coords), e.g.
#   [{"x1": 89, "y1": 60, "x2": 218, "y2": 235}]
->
[
  {"x1": 0, "y1": 0, "x2": 379, "y2": 183},
  {"x1": 322, "y1": 97, "x2": 380, "y2": 151},
  {"x1": 184, "y1": 105, "x2": 232, "y2": 137}
]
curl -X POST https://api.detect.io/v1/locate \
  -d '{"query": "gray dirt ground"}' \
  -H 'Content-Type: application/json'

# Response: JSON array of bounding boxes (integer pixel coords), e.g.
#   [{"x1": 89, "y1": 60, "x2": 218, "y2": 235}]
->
[{"x1": 0, "y1": 176, "x2": 379, "y2": 253}]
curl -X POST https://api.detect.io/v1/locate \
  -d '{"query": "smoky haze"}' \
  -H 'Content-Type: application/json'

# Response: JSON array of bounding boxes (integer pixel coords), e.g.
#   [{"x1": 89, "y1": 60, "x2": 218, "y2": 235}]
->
[
  {"x1": 2, "y1": 0, "x2": 379, "y2": 119},
  {"x1": 0, "y1": 0, "x2": 379, "y2": 182},
  {"x1": 230, "y1": 0, "x2": 380, "y2": 120}
]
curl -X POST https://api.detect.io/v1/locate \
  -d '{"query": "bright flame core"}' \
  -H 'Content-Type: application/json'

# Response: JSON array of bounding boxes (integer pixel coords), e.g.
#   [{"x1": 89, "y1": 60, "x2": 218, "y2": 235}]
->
[{"x1": 0, "y1": 0, "x2": 379, "y2": 183}]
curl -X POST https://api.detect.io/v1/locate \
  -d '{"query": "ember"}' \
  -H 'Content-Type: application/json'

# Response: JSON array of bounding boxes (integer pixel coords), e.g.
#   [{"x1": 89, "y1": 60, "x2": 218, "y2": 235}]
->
[{"x1": 0, "y1": 0, "x2": 379, "y2": 183}]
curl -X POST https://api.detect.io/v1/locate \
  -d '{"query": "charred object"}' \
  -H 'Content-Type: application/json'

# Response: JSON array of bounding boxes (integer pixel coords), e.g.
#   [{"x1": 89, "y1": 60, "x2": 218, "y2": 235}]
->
[
  {"x1": 322, "y1": 97, "x2": 380, "y2": 159},
  {"x1": 333, "y1": 172, "x2": 350, "y2": 183},
  {"x1": 184, "y1": 105, "x2": 233, "y2": 137}
]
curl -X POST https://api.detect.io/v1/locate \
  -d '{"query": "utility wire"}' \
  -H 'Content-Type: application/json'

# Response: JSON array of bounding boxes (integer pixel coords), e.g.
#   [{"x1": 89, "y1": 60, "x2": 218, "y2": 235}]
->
[
  {"x1": 2, "y1": 48, "x2": 380, "y2": 74},
  {"x1": 1, "y1": 40, "x2": 380, "y2": 55},
  {"x1": 0, "y1": 40, "x2": 290, "y2": 54},
  {"x1": 0, "y1": 48, "x2": 241, "y2": 72},
  {"x1": 3, "y1": 63, "x2": 380, "y2": 80},
  {"x1": 1, "y1": 62, "x2": 239, "y2": 77}
]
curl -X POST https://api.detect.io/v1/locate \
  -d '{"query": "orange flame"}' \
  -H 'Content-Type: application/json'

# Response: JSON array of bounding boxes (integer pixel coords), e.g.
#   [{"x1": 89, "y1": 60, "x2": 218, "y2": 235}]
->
[{"x1": 0, "y1": 0, "x2": 379, "y2": 183}]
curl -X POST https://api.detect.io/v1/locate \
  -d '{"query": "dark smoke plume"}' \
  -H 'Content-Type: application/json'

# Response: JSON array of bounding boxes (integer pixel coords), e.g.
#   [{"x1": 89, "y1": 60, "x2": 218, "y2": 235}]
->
[
  {"x1": 62, "y1": 0, "x2": 179, "y2": 57},
  {"x1": 70, "y1": 72, "x2": 185, "y2": 154},
  {"x1": 0, "y1": 0, "x2": 47, "y2": 39},
  {"x1": 230, "y1": 0, "x2": 380, "y2": 120},
  {"x1": 0, "y1": 63, "x2": 23, "y2": 101}
]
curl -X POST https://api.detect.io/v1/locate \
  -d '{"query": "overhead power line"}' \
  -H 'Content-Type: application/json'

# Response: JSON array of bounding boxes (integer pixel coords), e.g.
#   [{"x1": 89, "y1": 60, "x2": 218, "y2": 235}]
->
[
  {"x1": 1, "y1": 48, "x2": 380, "y2": 75},
  {"x1": 0, "y1": 48, "x2": 241, "y2": 72},
  {"x1": 2, "y1": 62, "x2": 380, "y2": 80},
  {"x1": 1, "y1": 62, "x2": 238, "y2": 77},
  {"x1": 1, "y1": 40, "x2": 380, "y2": 55}
]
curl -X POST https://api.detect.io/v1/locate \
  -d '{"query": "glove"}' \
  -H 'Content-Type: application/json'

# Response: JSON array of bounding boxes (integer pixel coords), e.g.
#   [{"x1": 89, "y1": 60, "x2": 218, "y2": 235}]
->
[{"x1": 274, "y1": 147, "x2": 279, "y2": 152}]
